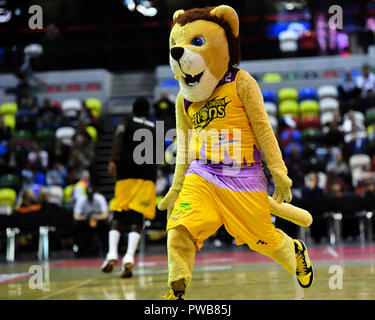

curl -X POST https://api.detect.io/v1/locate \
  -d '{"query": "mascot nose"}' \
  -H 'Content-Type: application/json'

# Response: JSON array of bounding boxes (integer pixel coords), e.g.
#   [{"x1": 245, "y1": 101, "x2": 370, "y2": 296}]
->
[{"x1": 170, "y1": 47, "x2": 184, "y2": 61}]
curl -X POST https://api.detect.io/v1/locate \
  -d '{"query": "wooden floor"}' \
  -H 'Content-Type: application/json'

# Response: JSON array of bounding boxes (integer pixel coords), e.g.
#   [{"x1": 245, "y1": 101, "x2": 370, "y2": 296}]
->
[{"x1": 1, "y1": 244, "x2": 375, "y2": 300}]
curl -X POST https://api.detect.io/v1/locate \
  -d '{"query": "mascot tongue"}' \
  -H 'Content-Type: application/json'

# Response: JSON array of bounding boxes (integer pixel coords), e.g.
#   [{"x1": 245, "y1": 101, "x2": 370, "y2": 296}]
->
[{"x1": 185, "y1": 72, "x2": 204, "y2": 86}]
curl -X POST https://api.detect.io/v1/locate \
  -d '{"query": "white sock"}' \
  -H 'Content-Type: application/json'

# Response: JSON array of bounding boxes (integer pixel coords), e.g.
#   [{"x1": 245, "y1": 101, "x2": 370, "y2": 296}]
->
[
  {"x1": 123, "y1": 232, "x2": 141, "y2": 264},
  {"x1": 106, "y1": 230, "x2": 120, "y2": 260}
]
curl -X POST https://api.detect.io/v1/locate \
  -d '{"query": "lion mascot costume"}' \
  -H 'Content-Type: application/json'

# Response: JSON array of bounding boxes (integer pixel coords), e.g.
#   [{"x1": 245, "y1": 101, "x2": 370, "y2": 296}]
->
[{"x1": 158, "y1": 5, "x2": 314, "y2": 300}]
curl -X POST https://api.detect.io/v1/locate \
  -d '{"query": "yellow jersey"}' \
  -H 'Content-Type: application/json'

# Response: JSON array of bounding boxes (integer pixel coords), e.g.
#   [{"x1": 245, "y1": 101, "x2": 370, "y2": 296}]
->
[{"x1": 185, "y1": 67, "x2": 261, "y2": 167}]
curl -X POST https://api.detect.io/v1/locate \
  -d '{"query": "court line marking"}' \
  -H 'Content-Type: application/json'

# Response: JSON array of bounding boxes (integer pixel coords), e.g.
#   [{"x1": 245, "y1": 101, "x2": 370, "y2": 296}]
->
[
  {"x1": 326, "y1": 247, "x2": 340, "y2": 258},
  {"x1": 38, "y1": 279, "x2": 94, "y2": 300}
]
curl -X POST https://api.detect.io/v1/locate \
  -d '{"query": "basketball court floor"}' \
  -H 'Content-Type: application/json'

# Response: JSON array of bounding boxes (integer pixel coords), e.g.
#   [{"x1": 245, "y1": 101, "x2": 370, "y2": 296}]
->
[{"x1": 1, "y1": 243, "x2": 375, "y2": 300}]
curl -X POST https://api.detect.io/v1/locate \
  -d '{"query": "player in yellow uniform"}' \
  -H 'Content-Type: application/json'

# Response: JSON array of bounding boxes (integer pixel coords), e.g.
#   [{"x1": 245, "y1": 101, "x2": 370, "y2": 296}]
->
[{"x1": 101, "y1": 98, "x2": 156, "y2": 278}]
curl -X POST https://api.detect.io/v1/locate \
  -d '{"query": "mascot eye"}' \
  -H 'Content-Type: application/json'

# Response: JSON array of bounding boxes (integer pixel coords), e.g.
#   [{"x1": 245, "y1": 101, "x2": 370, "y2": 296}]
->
[{"x1": 191, "y1": 36, "x2": 205, "y2": 47}]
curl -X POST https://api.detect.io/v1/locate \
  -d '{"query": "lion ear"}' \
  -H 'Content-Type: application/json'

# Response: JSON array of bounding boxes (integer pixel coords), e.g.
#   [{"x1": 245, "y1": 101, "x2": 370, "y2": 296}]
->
[
  {"x1": 173, "y1": 9, "x2": 185, "y2": 21},
  {"x1": 210, "y1": 5, "x2": 239, "y2": 37}
]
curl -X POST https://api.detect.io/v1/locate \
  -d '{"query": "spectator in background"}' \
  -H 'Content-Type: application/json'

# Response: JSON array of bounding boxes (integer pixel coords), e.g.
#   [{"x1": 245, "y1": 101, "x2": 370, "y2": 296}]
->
[
  {"x1": 342, "y1": 110, "x2": 366, "y2": 135},
  {"x1": 14, "y1": 188, "x2": 41, "y2": 215},
  {"x1": 50, "y1": 139, "x2": 71, "y2": 165},
  {"x1": 73, "y1": 186, "x2": 108, "y2": 257},
  {"x1": 0, "y1": 115, "x2": 11, "y2": 142},
  {"x1": 152, "y1": 89, "x2": 175, "y2": 132},
  {"x1": 156, "y1": 168, "x2": 168, "y2": 196},
  {"x1": 16, "y1": 83, "x2": 37, "y2": 110},
  {"x1": 322, "y1": 120, "x2": 344, "y2": 148},
  {"x1": 69, "y1": 169, "x2": 90, "y2": 207},
  {"x1": 358, "y1": 163, "x2": 375, "y2": 182},
  {"x1": 356, "y1": 64, "x2": 375, "y2": 99},
  {"x1": 327, "y1": 177, "x2": 349, "y2": 197},
  {"x1": 28, "y1": 143, "x2": 49, "y2": 171},
  {"x1": 356, "y1": 63, "x2": 375, "y2": 110},
  {"x1": 3, "y1": 142, "x2": 27, "y2": 173},
  {"x1": 302, "y1": 172, "x2": 325, "y2": 198},
  {"x1": 285, "y1": 143, "x2": 304, "y2": 189},
  {"x1": 338, "y1": 69, "x2": 360, "y2": 113},
  {"x1": 37, "y1": 98, "x2": 61, "y2": 130},
  {"x1": 326, "y1": 152, "x2": 351, "y2": 182},
  {"x1": 46, "y1": 162, "x2": 67, "y2": 187},
  {"x1": 41, "y1": 23, "x2": 64, "y2": 69},
  {"x1": 68, "y1": 142, "x2": 92, "y2": 181},
  {"x1": 355, "y1": 177, "x2": 375, "y2": 197},
  {"x1": 344, "y1": 123, "x2": 367, "y2": 155},
  {"x1": 338, "y1": 69, "x2": 360, "y2": 100},
  {"x1": 79, "y1": 101, "x2": 94, "y2": 126}
]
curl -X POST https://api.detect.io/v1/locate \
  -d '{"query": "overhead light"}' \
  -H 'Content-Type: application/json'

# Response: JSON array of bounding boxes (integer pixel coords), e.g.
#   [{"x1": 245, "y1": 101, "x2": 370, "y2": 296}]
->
[
  {"x1": 0, "y1": 8, "x2": 11, "y2": 23},
  {"x1": 124, "y1": 0, "x2": 157, "y2": 16},
  {"x1": 146, "y1": 7, "x2": 157, "y2": 17}
]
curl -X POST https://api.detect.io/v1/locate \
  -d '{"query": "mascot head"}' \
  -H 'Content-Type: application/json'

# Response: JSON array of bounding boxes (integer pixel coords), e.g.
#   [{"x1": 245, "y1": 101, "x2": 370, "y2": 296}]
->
[{"x1": 169, "y1": 5, "x2": 241, "y2": 102}]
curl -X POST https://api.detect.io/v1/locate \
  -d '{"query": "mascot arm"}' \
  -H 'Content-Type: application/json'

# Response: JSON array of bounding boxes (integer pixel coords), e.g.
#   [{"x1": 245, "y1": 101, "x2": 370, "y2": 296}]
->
[
  {"x1": 158, "y1": 92, "x2": 192, "y2": 216},
  {"x1": 237, "y1": 70, "x2": 292, "y2": 204}
]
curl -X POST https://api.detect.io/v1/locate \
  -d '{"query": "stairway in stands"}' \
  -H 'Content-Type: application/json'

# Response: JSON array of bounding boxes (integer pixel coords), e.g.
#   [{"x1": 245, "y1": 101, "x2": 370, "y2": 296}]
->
[{"x1": 92, "y1": 115, "x2": 118, "y2": 201}]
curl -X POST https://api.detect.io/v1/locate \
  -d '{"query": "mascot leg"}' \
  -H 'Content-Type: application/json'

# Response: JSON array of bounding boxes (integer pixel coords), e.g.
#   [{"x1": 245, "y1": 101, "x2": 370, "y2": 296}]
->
[
  {"x1": 165, "y1": 225, "x2": 196, "y2": 300},
  {"x1": 263, "y1": 229, "x2": 296, "y2": 275},
  {"x1": 262, "y1": 228, "x2": 314, "y2": 288}
]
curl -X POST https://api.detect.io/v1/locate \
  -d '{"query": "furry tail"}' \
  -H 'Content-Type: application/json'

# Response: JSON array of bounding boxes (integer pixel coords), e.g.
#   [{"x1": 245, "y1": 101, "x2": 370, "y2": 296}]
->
[{"x1": 268, "y1": 196, "x2": 312, "y2": 227}]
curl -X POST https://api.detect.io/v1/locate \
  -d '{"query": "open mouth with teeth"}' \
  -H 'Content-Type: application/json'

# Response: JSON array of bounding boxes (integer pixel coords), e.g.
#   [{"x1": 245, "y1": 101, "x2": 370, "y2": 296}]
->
[{"x1": 184, "y1": 71, "x2": 204, "y2": 86}]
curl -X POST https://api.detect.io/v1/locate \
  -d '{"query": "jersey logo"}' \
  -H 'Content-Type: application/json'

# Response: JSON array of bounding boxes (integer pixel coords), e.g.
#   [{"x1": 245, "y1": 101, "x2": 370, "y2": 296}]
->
[
  {"x1": 256, "y1": 240, "x2": 268, "y2": 245},
  {"x1": 192, "y1": 96, "x2": 231, "y2": 130}
]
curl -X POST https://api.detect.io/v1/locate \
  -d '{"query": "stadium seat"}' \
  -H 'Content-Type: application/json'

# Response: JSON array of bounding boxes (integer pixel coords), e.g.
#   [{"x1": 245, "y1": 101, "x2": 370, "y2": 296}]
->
[
  {"x1": 0, "y1": 174, "x2": 21, "y2": 191},
  {"x1": 268, "y1": 115, "x2": 278, "y2": 132},
  {"x1": 367, "y1": 124, "x2": 375, "y2": 137},
  {"x1": 64, "y1": 184, "x2": 75, "y2": 204},
  {"x1": 262, "y1": 73, "x2": 281, "y2": 83},
  {"x1": 13, "y1": 130, "x2": 32, "y2": 145},
  {"x1": 85, "y1": 125, "x2": 98, "y2": 143},
  {"x1": 36, "y1": 129, "x2": 55, "y2": 149},
  {"x1": 343, "y1": 111, "x2": 365, "y2": 124},
  {"x1": 264, "y1": 102, "x2": 277, "y2": 117},
  {"x1": 279, "y1": 29, "x2": 298, "y2": 53},
  {"x1": 56, "y1": 127, "x2": 76, "y2": 146},
  {"x1": 85, "y1": 98, "x2": 102, "y2": 118},
  {"x1": 48, "y1": 185, "x2": 64, "y2": 206},
  {"x1": 319, "y1": 98, "x2": 339, "y2": 113},
  {"x1": 261, "y1": 89, "x2": 277, "y2": 103},
  {"x1": 299, "y1": 100, "x2": 319, "y2": 117},
  {"x1": 365, "y1": 109, "x2": 375, "y2": 126},
  {"x1": 279, "y1": 100, "x2": 299, "y2": 117},
  {"x1": 280, "y1": 129, "x2": 301, "y2": 146},
  {"x1": 0, "y1": 188, "x2": 16, "y2": 206},
  {"x1": 3, "y1": 114, "x2": 16, "y2": 134},
  {"x1": 62, "y1": 99, "x2": 82, "y2": 118},
  {"x1": 298, "y1": 87, "x2": 318, "y2": 102},
  {"x1": 320, "y1": 111, "x2": 336, "y2": 126},
  {"x1": 303, "y1": 71, "x2": 318, "y2": 80},
  {"x1": 284, "y1": 142, "x2": 302, "y2": 157},
  {"x1": 278, "y1": 88, "x2": 298, "y2": 102},
  {"x1": 0, "y1": 188, "x2": 16, "y2": 215},
  {"x1": 322, "y1": 70, "x2": 339, "y2": 79},
  {"x1": 299, "y1": 31, "x2": 318, "y2": 53},
  {"x1": 283, "y1": 72, "x2": 300, "y2": 81},
  {"x1": 0, "y1": 102, "x2": 18, "y2": 115},
  {"x1": 318, "y1": 85, "x2": 338, "y2": 99},
  {"x1": 301, "y1": 128, "x2": 321, "y2": 143},
  {"x1": 300, "y1": 115, "x2": 320, "y2": 130}
]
